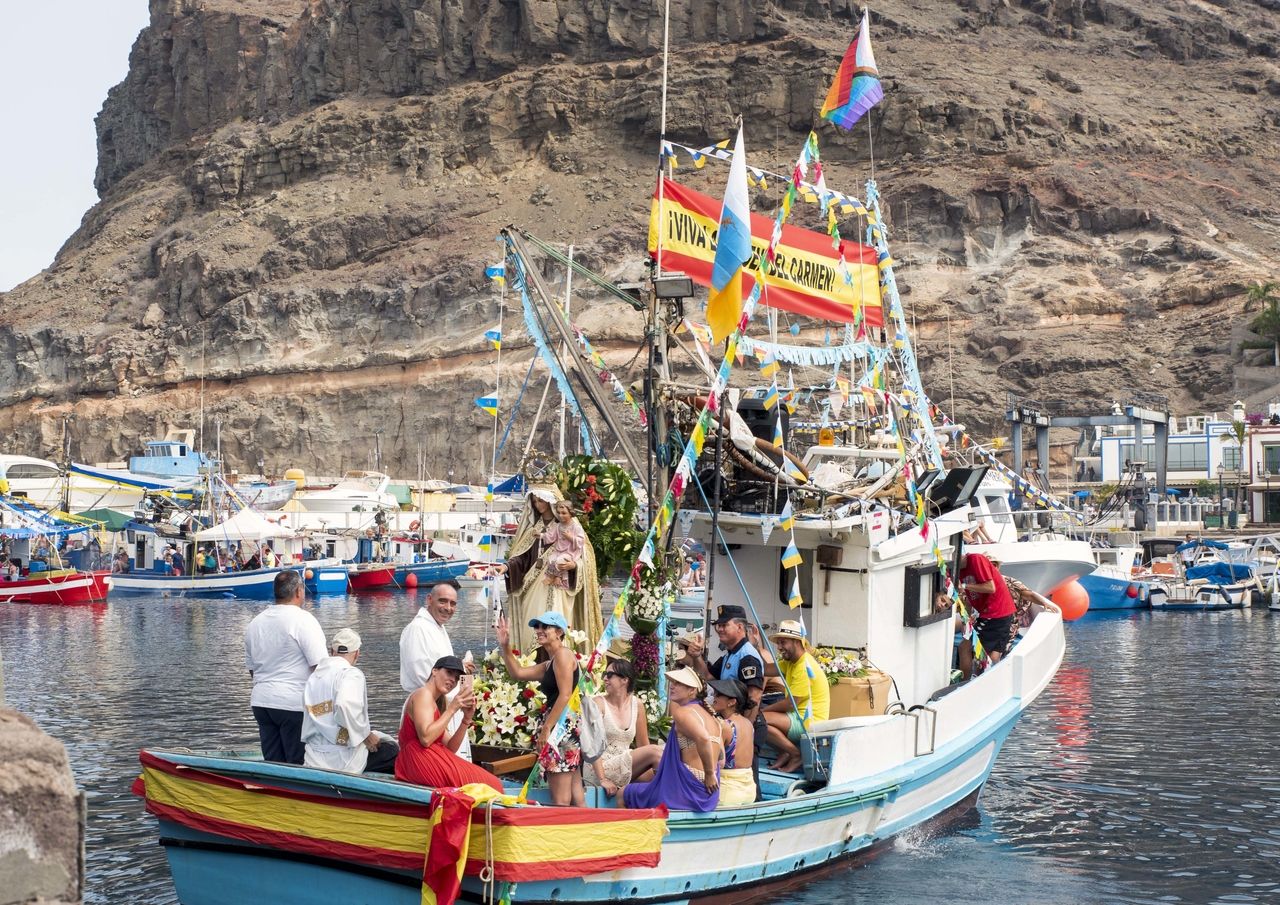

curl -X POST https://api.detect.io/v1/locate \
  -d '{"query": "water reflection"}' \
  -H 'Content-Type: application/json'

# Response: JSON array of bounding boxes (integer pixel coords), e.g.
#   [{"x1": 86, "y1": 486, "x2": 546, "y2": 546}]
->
[{"x1": 1, "y1": 597, "x2": 1277, "y2": 903}]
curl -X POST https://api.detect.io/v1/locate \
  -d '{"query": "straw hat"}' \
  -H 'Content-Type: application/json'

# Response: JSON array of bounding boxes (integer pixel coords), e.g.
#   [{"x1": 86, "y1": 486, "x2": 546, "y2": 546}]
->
[
  {"x1": 665, "y1": 666, "x2": 704, "y2": 692},
  {"x1": 770, "y1": 619, "x2": 806, "y2": 643}
]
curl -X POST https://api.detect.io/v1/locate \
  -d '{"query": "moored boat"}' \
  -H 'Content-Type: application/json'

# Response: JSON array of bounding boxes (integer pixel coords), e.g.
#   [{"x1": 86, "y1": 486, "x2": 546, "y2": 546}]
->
[
  {"x1": 0, "y1": 568, "x2": 110, "y2": 605},
  {"x1": 347, "y1": 562, "x2": 396, "y2": 591},
  {"x1": 392, "y1": 557, "x2": 469, "y2": 587}
]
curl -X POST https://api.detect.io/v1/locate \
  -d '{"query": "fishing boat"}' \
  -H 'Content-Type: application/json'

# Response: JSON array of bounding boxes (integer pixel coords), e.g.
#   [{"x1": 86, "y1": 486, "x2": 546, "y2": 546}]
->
[
  {"x1": 1077, "y1": 540, "x2": 1150, "y2": 611},
  {"x1": 966, "y1": 483, "x2": 1096, "y2": 596},
  {"x1": 1145, "y1": 539, "x2": 1255, "y2": 611},
  {"x1": 392, "y1": 556, "x2": 470, "y2": 587},
  {"x1": 0, "y1": 497, "x2": 111, "y2": 604}
]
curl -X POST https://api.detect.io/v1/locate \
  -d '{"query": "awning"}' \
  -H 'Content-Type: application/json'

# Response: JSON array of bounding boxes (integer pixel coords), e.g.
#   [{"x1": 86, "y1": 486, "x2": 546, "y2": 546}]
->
[
  {"x1": 79, "y1": 507, "x2": 133, "y2": 531},
  {"x1": 192, "y1": 508, "x2": 297, "y2": 542}
]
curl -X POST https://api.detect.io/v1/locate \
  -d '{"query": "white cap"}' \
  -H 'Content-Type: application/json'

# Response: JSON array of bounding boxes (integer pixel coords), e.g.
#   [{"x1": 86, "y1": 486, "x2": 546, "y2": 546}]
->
[{"x1": 330, "y1": 628, "x2": 362, "y2": 653}]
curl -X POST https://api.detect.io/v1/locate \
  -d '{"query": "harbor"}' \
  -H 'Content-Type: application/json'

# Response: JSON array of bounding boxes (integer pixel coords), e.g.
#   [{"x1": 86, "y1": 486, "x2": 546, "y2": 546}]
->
[
  {"x1": 2, "y1": 0, "x2": 1280, "y2": 902},
  {"x1": 2, "y1": 592, "x2": 1277, "y2": 904}
]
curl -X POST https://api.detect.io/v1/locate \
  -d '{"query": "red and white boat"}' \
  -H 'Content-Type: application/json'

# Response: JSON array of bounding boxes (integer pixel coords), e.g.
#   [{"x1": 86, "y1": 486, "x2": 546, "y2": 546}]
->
[
  {"x1": 346, "y1": 563, "x2": 395, "y2": 592},
  {"x1": 0, "y1": 569, "x2": 110, "y2": 605}
]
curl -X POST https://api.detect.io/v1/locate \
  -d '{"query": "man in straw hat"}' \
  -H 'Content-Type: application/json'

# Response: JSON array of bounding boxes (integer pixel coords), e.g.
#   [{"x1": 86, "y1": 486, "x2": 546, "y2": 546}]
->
[{"x1": 762, "y1": 619, "x2": 830, "y2": 773}]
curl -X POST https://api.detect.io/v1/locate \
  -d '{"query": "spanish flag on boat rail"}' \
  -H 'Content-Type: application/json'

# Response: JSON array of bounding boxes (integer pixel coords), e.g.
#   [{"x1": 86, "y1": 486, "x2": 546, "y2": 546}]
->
[
  {"x1": 650, "y1": 178, "x2": 883, "y2": 329},
  {"x1": 132, "y1": 750, "x2": 668, "y2": 905}
]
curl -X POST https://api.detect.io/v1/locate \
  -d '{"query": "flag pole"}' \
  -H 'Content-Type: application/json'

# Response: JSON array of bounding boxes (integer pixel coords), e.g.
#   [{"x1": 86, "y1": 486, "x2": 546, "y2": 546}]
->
[{"x1": 656, "y1": 0, "x2": 672, "y2": 274}]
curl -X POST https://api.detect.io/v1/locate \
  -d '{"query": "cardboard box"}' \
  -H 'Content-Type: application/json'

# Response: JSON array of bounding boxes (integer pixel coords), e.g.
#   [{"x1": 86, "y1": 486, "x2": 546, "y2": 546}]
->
[{"x1": 828, "y1": 671, "x2": 893, "y2": 717}]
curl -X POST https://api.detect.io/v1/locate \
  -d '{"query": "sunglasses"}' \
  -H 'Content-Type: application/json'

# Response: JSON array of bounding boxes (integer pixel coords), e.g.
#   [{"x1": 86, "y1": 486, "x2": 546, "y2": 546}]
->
[{"x1": 603, "y1": 671, "x2": 622, "y2": 679}]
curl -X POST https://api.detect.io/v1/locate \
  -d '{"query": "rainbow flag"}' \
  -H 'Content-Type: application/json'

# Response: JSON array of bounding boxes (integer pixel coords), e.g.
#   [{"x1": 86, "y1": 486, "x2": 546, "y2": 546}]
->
[
  {"x1": 781, "y1": 539, "x2": 802, "y2": 570},
  {"x1": 819, "y1": 12, "x2": 884, "y2": 131},
  {"x1": 475, "y1": 396, "x2": 498, "y2": 416}
]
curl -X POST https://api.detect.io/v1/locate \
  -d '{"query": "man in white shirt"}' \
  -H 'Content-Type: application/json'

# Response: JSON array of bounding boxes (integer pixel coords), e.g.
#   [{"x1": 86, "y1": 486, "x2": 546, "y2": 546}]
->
[
  {"x1": 400, "y1": 579, "x2": 473, "y2": 760},
  {"x1": 302, "y1": 628, "x2": 398, "y2": 774},
  {"x1": 244, "y1": 570, "x2": 327, "y2": 764}
]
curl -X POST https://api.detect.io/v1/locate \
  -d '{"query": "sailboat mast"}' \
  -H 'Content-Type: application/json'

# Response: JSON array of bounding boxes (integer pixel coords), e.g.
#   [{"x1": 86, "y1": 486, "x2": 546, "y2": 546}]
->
[{"x1": 558, "y1": 246, "x2": 574, "y2": 460}]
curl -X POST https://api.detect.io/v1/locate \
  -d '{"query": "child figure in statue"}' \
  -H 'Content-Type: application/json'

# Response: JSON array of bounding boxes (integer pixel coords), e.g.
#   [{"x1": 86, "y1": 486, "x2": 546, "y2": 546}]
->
[{"x1": 542, "y1": 501, "x2": 585, "y2": 590}]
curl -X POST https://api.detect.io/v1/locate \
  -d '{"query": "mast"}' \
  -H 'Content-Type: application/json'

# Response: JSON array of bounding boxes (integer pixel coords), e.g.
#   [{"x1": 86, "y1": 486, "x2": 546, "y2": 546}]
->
[
  {"x1": 59, "y1": 415, "x2": 71, "y2": 513},
  {"x1": 558, "y1": 246, "x2": 574, "y2": 460}
]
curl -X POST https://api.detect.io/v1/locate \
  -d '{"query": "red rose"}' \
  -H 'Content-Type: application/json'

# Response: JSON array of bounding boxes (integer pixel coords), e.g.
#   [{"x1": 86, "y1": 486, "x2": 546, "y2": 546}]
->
[
  {"x1": 523, "y1": 688, "x2": 536, "y2": 699},
  {"x1": 512, "y1": 648, "x2": 521, "y2": 656},
  {"x1": 515, "y1": 715, "x2": 527, "y2": 724},
  {"x1": 483, "y1": 691, "x2": 491, "y2": 700}
]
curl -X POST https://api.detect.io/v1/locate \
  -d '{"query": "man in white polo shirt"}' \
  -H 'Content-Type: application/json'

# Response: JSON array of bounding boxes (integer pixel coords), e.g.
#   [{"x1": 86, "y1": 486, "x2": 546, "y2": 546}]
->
[
  {"x1": 302, "y1": 628, "x2": 398, "y2": 774},
  {"x1": 244, "y1": 570, "x2": 326, "y2": 764},
  {"x1": 399, "y1": 578, "x2": 472, "y2": 761}
]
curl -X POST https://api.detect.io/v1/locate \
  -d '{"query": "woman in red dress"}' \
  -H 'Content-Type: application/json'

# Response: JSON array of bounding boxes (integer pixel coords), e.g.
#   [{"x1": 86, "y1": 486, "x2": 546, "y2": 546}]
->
[{"x1": 395, "y1": 655, "x2": 502, "y2": 791}]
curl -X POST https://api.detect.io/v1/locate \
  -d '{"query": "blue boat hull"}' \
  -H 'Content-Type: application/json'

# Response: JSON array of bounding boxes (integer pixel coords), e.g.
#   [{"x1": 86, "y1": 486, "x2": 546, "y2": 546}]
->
[
  {"x1": 296, "y1": 564, "x2": 349, "y2": 597},
  {"x1": 107, "y1": 568, "x2": 284, "y2": 600},
  {"x1": 1078, "y1": 572, "x2": 1149, "y2": 611},
  {"x1": 392, "y1": 559, "x2": 469, "y2": 585}
]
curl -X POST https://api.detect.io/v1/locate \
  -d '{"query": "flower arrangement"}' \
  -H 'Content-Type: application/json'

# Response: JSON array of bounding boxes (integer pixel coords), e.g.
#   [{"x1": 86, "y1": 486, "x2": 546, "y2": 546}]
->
[
  {"x1": 812, "y1": 646, "x2": 869, "y2": 685},
  {"x1": 624, "y1": 579, "x2": 675, "y2": 634},
  {"x1": 471, "y1": 647, "x2": 544, "y2": 750}
]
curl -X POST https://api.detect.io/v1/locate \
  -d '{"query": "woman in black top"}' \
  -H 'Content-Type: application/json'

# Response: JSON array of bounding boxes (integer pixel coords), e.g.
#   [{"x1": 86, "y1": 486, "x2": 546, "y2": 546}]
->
[{"x1": 497, "y1": 610, "x2": 583, "y2": 806}]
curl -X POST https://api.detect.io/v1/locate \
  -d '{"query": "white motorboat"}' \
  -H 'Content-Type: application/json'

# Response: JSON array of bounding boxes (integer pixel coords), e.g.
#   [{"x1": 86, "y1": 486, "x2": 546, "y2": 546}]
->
[{"x1": 297, "y1": 471, "x2": 399, "y2": 513}]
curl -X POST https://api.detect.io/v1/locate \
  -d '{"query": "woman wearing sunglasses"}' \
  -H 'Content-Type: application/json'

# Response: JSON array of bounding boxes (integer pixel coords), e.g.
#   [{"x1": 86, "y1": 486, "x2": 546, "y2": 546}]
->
[
  {"x1": 497, "y1": 610, "x2": 583, "y2": 806},
  {"x1": 586, "y1": 660, "x2": 661, "y2": 802}
]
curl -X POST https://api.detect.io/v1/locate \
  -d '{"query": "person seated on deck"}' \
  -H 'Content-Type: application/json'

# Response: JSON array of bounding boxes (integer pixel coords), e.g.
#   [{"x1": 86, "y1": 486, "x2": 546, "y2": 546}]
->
[
  {"x1": 585, "y1": 658, "x2": 660, "y2": 802},
  {"x1": 761, "y1": 621, "x2": 829, "y2": 774},
  {"x1": 4, "y1": 558, "x2": 20, "y2": 580},
  {"x1": 395, "y1": 655, "x2": 501, "y2": 791},
  {"x1": 303, "y1": 629, "x2": 398, "y2": 774},
  {"x1": 622, "y1": 667, "x2": 722, "y2": 813},
  {"x1": 709, "y1": 678, "x2": 756, "y2": 807}
]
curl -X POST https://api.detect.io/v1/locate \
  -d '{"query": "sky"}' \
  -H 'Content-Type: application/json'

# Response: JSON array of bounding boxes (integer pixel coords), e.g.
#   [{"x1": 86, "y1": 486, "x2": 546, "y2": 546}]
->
[{"x1": 0, "y1": 1, "x2": 151, "y2": 292}]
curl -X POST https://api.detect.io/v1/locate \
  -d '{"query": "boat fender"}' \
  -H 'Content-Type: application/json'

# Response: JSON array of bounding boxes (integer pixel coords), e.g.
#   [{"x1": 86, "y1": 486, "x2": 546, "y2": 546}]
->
[{"x1": 1125, "y1": 584, "x2": 1139, "y2": 599}]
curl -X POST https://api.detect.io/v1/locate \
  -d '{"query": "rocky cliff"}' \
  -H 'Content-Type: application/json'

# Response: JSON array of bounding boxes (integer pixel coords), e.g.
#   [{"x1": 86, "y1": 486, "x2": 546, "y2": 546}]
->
[{"x1": 1, "y1": 0, "x2": 1278, "y2": 479}]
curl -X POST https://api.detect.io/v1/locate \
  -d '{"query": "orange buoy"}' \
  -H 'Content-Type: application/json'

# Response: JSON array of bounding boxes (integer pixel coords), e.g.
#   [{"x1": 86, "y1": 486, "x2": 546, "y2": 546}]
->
[
  {"x1": 1051, "y1": 579, "x2": 1090, "y2": 621},
  {"x1": 404, "y1": 572, "x2": 419, "y2": 589},
  {"x1": 304, "y1": 569, "x2": 314, "y2": 580}
]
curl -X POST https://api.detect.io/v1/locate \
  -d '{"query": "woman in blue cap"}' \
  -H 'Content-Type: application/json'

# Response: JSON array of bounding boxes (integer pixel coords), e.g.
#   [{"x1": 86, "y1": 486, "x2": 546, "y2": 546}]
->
[{"x1": 497, "y1": 610, "x2": 583, "y2": 806}]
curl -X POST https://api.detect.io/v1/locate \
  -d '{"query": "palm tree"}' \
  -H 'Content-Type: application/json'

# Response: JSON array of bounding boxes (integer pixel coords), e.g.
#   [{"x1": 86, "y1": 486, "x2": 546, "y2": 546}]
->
[{"x1": 1245, "y1": 281, "x2": 1280, "y2": 366}]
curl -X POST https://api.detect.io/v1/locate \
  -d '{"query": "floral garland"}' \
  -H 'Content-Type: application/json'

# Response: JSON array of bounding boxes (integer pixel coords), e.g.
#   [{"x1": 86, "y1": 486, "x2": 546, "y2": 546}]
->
[{"x1": 555, "y1": 455, "x2": 642, "y2": 581}]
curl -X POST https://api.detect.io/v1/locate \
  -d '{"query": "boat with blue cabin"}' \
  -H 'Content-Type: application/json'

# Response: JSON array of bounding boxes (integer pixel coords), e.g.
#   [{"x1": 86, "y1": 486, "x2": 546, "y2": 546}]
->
[{"x1": 1077, "y1": 539, "x2": 1150, "y2": 611}]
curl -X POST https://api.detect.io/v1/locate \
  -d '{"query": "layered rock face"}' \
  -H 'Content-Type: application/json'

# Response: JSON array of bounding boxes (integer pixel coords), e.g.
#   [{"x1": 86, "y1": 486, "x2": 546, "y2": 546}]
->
[{"x1": 1, "y1": 0, "x2": 1278, "y2": 478}]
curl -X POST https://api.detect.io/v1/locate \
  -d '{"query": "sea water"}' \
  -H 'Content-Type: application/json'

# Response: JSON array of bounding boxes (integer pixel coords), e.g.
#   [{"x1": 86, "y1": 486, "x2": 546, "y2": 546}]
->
[{"x1": 1, "y1": 593, "x2": 1277, "y2": 904}]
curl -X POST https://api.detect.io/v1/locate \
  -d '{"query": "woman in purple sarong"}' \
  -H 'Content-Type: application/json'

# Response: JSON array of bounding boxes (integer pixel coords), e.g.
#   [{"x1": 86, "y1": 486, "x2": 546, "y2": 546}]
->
[{"x1": 622, "y1": 667, "x2": 723, "y2": 812}]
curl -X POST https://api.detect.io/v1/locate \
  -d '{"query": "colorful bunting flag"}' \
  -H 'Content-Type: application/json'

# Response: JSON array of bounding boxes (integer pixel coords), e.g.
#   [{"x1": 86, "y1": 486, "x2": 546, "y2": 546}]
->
[
  {"x1": 475, "y1": 396, "x2": 499, "y2": 416},
  {"x1": 484, "y1": 328, "x2": 502, "y2": 350},
  {"x1": 778, "y1": 498, "x2": 795, "y2": 532},
  {"x1": 772, "y1": 416, "x2": 784, "y2": 449},
  {"x1": 781, "y1": 539, "x2": 802, "y2": 570},
  {"x1": 758, "y1": 351, "x2": 780, "y2": 379},
  {"x1": 763, "y1": 381, "x2": 780, "y2": 411},
  {"x1": 478, "y1": 535, "x2": 493, "y2": 552},
  {"x1": 788, "y1": 573, "x2": 804, "y2": 609},
  {"x1": 484, "y1": 264, "x2": 506, "y2": 286}
]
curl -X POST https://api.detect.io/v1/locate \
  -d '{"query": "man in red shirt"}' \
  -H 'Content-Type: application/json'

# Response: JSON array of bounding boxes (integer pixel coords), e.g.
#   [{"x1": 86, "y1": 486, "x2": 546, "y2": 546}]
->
[{"x1": 957, "y1": 551, "x2": 1016, "y2": 677}]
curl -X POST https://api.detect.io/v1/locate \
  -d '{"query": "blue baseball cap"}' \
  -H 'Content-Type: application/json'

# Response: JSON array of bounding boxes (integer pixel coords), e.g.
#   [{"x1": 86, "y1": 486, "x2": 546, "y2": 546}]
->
[{"x1": 528, "y1": 611, "x2": 569, "y2": 631}]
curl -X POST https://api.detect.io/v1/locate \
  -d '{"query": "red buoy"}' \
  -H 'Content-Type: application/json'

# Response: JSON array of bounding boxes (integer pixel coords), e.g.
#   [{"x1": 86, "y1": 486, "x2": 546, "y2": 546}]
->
[
  {"x1": 404, "y1": 572, "x2": 419, "y2": 589},
  {"x1": 1125, "y1": 584, "x2": 1140, "y2": 599},
  {"x1": 304, "y1": 569, "x2": 314, "y2": 580},
  {"x1": 1051, "y1": 580, "x2": 1090, "y2": 621}
]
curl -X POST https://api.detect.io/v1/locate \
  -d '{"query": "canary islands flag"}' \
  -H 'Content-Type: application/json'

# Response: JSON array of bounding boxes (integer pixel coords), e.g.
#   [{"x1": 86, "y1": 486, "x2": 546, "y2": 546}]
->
[
  {"x1": 475, "y1": 396, "x2": 499, "y2": 415},
  {"x1": 819, "y1": 12, "x2": 884, "y2": 131},
  {"x1": 479, "y1": 534, "x2": 493, "y2": 553},
  {"x1": 484, "y1": 263, "x2": 506, "y2": 285},
  {"x1": 707, "y1": 126, "x2": 752, "y2": 344},
  {"x1": 788, "y1": 573, "x2": 804, "y2": 609},
  {"x1": 782, "y1": 539, "x2": 802, "y2": 570},
  {"x1": 763, "y1": 381, "x2": 779, "y2": 411},
  {"x1": 758, "y1": 351, "x2": 779, "y2": 379},
  {"x1": 484, "y1": 328, "x2": 502, "y2": 350},
  {"x1": 779, "y1": 498, "x2": 795, "y2": 532}
]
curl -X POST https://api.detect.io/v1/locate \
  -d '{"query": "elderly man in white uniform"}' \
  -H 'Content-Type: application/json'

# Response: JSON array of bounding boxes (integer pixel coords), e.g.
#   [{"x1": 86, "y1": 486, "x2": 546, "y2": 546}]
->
[
  {"x1": 399, "y1": 578, "x2": 473, "y2": 761},
  {"x1": 302, "y1": 628, "x2": 398, "y2": 774}
]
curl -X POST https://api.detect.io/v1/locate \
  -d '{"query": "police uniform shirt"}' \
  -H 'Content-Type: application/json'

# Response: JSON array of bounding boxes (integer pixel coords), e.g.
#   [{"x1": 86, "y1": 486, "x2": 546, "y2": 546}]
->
[{"x1": 710, "y1": 637, "x2": 765, "y2": 690}]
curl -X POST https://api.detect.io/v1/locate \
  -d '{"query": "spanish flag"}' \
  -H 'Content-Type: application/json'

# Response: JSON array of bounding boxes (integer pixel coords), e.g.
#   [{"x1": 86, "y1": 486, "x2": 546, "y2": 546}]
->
[{"x1": 421, "y1": 789, "x2": 474, "y2": 905}]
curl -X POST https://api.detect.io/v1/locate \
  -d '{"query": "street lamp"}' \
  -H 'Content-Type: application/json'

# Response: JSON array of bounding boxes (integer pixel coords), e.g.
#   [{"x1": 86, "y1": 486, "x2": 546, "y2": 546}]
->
[
  {"x1": 1218, "y1": 464, "x2": 1226, "y2": 522},
  {"x1": 1267, "y1": 469, "x2": 1273, "y2": 524}
]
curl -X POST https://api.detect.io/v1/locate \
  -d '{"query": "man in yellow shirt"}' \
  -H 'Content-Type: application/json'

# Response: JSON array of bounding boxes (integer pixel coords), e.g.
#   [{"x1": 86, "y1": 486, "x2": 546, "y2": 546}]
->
[{"x1": 762, "y1": 620, "x2": 829, "y2": 773}]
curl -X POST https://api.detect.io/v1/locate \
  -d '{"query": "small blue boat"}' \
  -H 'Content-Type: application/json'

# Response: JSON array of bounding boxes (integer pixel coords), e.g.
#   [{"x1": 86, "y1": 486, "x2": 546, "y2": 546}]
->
[
  {"x1": 108, "y1": 566, "x2": 286, "y2": 599},
  {"x1": 297, "y1": 561, "x2": 350, "y2": 596},
  {"x1": 392, "y1": 558, "x2": 469, "y2": 586},
  {"x1": 1078, "y1": 544, "x2": 1150, "y2": 611}
]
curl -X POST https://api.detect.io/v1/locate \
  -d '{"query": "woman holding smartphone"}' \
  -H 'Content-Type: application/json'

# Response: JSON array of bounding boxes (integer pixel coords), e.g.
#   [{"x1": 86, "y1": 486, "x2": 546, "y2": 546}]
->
[{"x1": 395, "y1": 655, "x2": 502, "y2": 791}]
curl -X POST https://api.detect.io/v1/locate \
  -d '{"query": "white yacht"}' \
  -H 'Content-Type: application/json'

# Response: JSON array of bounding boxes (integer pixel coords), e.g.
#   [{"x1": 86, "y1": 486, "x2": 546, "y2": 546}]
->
[{"x1": 296, "y1": 471, "x2": 398, "y2": 513}]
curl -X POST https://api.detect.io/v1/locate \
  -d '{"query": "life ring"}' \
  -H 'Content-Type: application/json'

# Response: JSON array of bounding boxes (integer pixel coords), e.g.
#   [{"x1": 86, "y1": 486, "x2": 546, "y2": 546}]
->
[{"x1": 409, "y1": 519, "x2": 421, "y2": 532}]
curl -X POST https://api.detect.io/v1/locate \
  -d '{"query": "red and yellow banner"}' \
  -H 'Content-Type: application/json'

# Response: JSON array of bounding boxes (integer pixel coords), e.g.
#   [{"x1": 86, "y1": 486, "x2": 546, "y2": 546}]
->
[
  {"x1": 133, "y1": 751, "x2": 667, "y2": 901},
  {"x1": 649, "y1": 178, "x2": 883, "y2": 327}
]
